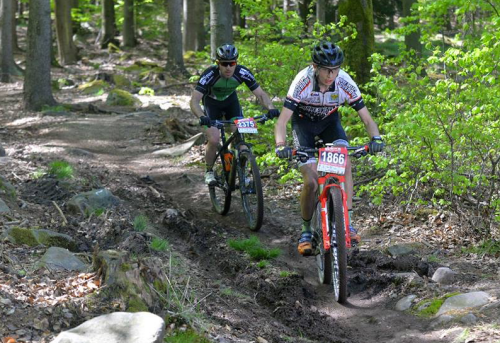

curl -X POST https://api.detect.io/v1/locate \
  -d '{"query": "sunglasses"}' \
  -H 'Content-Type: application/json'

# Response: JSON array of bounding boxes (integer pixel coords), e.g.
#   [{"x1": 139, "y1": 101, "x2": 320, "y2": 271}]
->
[
  {"x1": 218, "y1": 61, "x2": 237, "y2": 67},
  {"x1": 319, "y1": 66, "x2": 340, "y2": 75}
]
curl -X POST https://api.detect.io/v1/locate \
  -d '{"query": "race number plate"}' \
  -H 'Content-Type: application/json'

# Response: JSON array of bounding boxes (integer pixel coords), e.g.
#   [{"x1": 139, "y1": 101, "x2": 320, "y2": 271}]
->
[
  {"x1": 317, "y1": 147, "x2": 348, "y2": 174},
  {"x1": 235, "y1": 118, "x2": 258, "y2": 134}
]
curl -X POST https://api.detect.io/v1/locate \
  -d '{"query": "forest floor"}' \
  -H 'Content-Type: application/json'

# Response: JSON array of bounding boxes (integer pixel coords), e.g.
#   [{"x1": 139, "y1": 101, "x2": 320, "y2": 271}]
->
[{"x1": 1, "y1": 39, "x2": 500, "y2": 343}]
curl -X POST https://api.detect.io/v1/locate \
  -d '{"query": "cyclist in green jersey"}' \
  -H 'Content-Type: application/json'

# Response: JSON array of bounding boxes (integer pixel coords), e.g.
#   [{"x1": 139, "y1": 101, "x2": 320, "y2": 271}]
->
[{"x1": 190, "y1": 44, "x2": 279, "y2": 185}]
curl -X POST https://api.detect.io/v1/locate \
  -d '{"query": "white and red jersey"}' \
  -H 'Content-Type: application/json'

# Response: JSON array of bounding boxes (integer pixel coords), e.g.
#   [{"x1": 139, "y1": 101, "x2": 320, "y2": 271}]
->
[{"x1": 284, "y1": 65, "x2": 365, "y2": 122}]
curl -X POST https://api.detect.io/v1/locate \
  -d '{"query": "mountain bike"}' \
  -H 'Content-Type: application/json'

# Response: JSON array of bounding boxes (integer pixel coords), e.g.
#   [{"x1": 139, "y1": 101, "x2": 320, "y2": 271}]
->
[
  {"x1": 294, "y1": 143, "x2": 370, "y2": 303},
  {"x1": 202, "y1": 112, "x2": 276, "y2": 231}
]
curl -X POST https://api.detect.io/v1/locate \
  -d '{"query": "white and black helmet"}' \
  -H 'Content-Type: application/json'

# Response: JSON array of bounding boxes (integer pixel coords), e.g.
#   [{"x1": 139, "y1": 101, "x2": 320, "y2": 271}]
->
[
  {"x1": 216, "y1": 44, "x2": 239, "y2": 61},
  {"x1": 312, "y1": 41, "x2": 344, "y2": 67}
]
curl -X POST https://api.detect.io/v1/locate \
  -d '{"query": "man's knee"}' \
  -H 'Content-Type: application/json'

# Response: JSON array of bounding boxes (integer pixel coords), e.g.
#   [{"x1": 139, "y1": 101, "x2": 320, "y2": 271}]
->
[
  {"x1": 205, "y1": 129, "x2": 219, "y2": 145},
  {"x1": 303, "y1": 177, "x2": 318, "y2": 193}
]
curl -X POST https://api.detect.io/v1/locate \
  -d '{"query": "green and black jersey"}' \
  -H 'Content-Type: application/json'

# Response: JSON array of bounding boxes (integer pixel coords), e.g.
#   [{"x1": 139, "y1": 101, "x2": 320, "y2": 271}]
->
[{"x1": 195, "y1": 65, "x2": 260, "y2": 101}]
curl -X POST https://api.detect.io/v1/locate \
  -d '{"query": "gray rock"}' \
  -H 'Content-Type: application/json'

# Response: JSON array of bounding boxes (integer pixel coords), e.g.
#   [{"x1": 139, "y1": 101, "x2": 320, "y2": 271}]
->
[
  {"x1": 67, "y1": 188, "x2": 120, "y2": 216},
  {"x1": 432, "y1": 267, "x2": 456, "y2": 285},
  {"x1": 395, "y1": 295, "x2": 417, "y2": 311},
  {"x1": 436, "y1": 291, "x2": 490, "y2": 316},
  {"x1": 387, "y1": 244, "x2": 418, "y2": 257},
  {"x1": 0, "y1": 198, "x2": 11, "y2": 214},
  {"x1": 37, "y1": 247, "x2": 87, "y2": 271},
  {"x1": 152, "y1": 133, "x2": 203, "y2": 157},
  {"x1": 429, "y1": 314, "x2": 454, "y2": 329},
  {"x1": 51, "y1": 312, "x2": 165, "y2": 343},
  {"x1": 394, "y1": 272, "x2": 424, "y2": 287},
  {"x1": 460, "y1": 313, "x2": 477, "y2": 324},
  {"x1": 480, "y1": 300, "x2": 500, "y2": 312}
]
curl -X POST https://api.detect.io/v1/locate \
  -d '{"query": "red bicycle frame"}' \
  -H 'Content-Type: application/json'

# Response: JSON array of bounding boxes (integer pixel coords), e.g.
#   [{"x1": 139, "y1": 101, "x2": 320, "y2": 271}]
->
[{"x1": 318, "y1": 172, "x2": 353, "y2": 250}]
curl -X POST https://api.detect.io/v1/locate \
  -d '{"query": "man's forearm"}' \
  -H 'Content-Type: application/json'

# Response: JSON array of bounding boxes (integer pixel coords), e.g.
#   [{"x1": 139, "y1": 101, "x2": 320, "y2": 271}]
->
[{"x1": 256, "y1": 92, "x2": 274, "y2": 110}]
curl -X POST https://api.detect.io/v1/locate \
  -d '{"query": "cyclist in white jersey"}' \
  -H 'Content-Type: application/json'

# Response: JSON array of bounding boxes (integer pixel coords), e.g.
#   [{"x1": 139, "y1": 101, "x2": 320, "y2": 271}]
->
[{"x1": 274, "y1": 41, "x2": 385, "y2": 256}]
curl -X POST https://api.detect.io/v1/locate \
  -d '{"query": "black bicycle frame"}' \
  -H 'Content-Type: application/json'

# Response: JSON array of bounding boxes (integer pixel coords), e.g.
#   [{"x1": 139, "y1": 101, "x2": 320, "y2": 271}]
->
[{"x1": 217, "y1": 125, "x2": 252, "y2": 192}]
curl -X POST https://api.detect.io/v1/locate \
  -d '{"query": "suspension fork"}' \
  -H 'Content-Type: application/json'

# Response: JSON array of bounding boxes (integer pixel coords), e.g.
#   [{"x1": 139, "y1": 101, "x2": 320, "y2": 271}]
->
[{"x1": 318, "y1": 178, "x2": 352, "y2": 249}]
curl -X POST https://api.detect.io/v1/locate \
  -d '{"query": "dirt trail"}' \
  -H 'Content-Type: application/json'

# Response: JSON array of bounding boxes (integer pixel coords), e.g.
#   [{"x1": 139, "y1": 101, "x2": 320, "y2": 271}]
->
[{"x1": 0, "y1": 85, "x2": 462, "y2": 343}]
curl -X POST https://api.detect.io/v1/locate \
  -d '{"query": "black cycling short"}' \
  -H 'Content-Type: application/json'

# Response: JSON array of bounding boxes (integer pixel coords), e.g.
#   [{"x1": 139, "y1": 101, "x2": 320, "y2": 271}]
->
[
  {"x1": 203, "y1": 91, "x2": 243, "y2": 121},
  {"x1": 291, "y1": 111, "x2": 348, "y2": 150}
]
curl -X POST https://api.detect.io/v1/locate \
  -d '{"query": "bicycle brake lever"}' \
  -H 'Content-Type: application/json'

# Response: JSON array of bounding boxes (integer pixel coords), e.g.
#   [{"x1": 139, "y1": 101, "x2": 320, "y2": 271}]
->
[{"x1": 257, "y1": 115, "x2": 267, "y2": 124}]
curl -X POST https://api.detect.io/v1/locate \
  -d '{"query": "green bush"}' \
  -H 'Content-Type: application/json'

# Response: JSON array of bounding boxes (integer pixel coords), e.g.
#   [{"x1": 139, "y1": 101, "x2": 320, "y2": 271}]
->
[{"x1": 48, "y1": 161, "x2": 74, "y2": 179}]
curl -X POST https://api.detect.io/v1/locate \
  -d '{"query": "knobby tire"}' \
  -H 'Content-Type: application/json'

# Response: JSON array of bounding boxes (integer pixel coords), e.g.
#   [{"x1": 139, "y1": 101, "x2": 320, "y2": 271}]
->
[
  {"x1": 209, "y1": 152, "x2": 231, "y2": 215},
  {"x1": 238, "y1": 151, "x2": 264, "y2": 231},
  {"x1": 328, "y1": 187, "x2": 348, "y2": 304}
]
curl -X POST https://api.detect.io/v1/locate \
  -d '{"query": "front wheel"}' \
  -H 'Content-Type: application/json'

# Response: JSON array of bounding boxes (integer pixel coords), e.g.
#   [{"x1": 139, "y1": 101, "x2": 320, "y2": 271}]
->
[
  {"x1": 209, "y1": 152, "x2": 231, "y2": 215},
  {"x1": 328, "y1": 187, "x2": 348, "y2": 304},
  {"x1": 238, "y1": 150, "x2": 264, "y2": 231}
]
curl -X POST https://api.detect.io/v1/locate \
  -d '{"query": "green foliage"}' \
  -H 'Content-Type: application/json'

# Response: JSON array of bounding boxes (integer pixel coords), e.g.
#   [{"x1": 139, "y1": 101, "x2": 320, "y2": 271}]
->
[
  {"x1": 279, "y1": 270, "x2": 296, "y2": 277},
  {"x1": 133, "y1": 214, "x2": 150, "y2": 232},
  {"x1": 151, "y1": 237, "x2": 169, "y2": 252},
  {"x1": 164, "y1": 329, "x2": 210, "y2": 343},
  {"x1": 413, "y1": 292, "x2": 461, "y2": 318},
  {"x1": 48, "y1": 161, "x2": 74, "y2": 180},
  {"x1": 139, "y1": 87, "x2": 155, "y2": 96},
  {"x1": 31, "y1": 169, "x2": 46, "y2": 180},
  {"x1": 257, "y1": 260, "x2": 269, "y2": 269},
  {"x1": 359, "y1": 5, "x2": 500, "y2": 229},
  {"x1": 228, "y1": 236, "x2": 281, "y2": 261}
]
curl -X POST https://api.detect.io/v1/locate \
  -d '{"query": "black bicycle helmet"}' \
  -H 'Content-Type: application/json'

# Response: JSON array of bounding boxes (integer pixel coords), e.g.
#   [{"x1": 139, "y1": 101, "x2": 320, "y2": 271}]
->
[
  {"x1": 312, "y1": 41, "x2": 344, "y2": 67},
  {"x1": 216, "y1": 44, "x2": 239, "y2": 61}
]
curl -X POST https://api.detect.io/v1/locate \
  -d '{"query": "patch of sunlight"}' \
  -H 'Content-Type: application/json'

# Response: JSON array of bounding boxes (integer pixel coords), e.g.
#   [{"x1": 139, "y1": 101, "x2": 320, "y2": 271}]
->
[
  {"x1": 135, "y1": 95, "x2": 191, "y2": 111},
  {"x1": 7, "y1": 116, "x2": 41, "y2": 127}
]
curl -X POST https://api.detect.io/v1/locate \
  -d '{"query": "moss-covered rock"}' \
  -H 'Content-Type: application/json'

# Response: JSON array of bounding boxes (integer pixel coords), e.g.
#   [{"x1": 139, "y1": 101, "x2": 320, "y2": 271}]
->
[
  {"x1": 6, "y1": 227, "x2": 38, "y2": 246},
  {"x1": 3, "y1": 227, "x2": 77, "y2": 250},
  {"x1": 106, "y1": 89, "x2": 142, "y2": 107},
  {"x1": 0, "y1": 176, "x2": 17, "y2": 201},
  {"x1": 78, "y1": 80, "x2": 109, "y2": 94},
  {"x1": 112, "y1": 74, "x2": 132, "y2": 88}
]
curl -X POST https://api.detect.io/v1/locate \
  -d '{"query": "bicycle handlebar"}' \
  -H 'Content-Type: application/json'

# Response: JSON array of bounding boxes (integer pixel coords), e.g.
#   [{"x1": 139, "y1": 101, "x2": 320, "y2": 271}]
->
[
  {"x1": 293, "y1": 145, "x2": 370, "y2": 161},
  {"x1": 199, "y1": 110, "x2": 278, "y2": 128}
]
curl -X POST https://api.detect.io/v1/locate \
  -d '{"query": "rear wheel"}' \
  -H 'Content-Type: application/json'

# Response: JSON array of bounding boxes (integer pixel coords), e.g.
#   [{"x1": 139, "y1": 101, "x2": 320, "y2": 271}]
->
[
  {"x1": 328, "y1": 187, "x2": 348, "y2": 303},
  {"x1": 312, "y1": 200, "x2": 332, "y2": 284},
  {"x1": 209, "y1": 153, "x2": 231, "y2": 215},
  {"x1": 238, "y1": 150, "x2": 264, "y2": 231}
]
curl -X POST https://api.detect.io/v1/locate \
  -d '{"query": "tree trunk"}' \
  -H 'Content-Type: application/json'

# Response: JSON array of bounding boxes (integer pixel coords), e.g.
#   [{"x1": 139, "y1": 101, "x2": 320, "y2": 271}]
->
[
  {"x1": 338, "y1": 0, "x2": 375, "y2": 85},
  {"x1": 23, "y1": 0, "x2": 56, "y2": 110},
  {"x1": 194, "y1": 0, "x2": 206, "y2": 51},
  {"x1": 183, "y1": 0, "x2": 196, "y2": 51},
  {"x1": 233, "y1": 2, "x2": 245, "y2": 29},
  {"x1": 123, "y1": 0, "x2": 135, "y2": 47},
  {"x1": 1, "y1": 0, "x2": 22, "y2": 82},
  {"x1": 54, "y1": 0, "x2": 78, "y2": 65},
  {"x1": 165, "y1": 0, "x2": 187, "y2": 74},
  {"x1": 11, "y1": 0, "x2": 20, "y2": 52},
  {"x1": 100, "y1": 0, "x2": 117, "y2": 48},
  {"x1": 209, "y1": 0, "x2": 232, "y2": 59},
  {"x1": 316, "y1": 0, "x2": 325, "y2": 24},
  {"x1": 402, "y1": 0, "x2": 421, "y2": 56}
]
